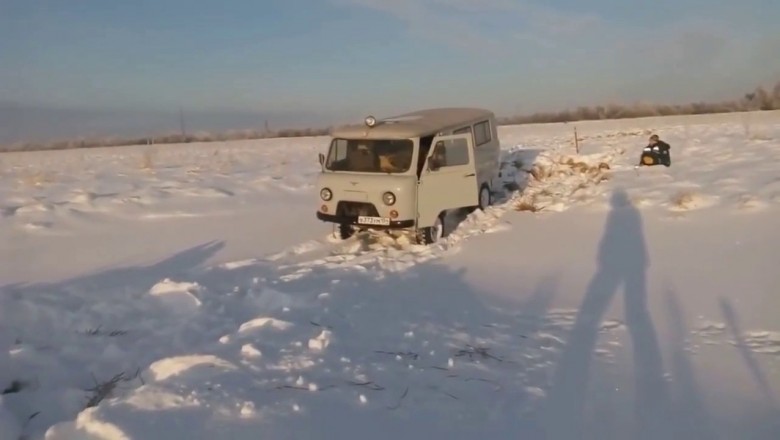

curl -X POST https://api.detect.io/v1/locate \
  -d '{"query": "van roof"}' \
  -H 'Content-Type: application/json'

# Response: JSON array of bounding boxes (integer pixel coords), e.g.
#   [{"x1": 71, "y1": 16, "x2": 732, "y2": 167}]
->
[{"x1": 330, "y1": 107, "x2": 493, "y2": 139}]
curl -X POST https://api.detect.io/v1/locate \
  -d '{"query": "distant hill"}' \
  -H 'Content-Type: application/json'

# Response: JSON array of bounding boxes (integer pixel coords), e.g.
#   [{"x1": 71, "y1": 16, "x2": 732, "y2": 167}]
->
[
  {"x1": 2, "y1": 80, "x2": 778, "y2": 153},
  {"x1": 0, "y1": 103, "x2": 328, "y2": 151}
]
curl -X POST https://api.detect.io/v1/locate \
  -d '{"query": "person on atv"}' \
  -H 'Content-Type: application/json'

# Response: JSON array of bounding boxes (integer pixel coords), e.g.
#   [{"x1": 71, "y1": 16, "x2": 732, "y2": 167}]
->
[{"x1": 638, "y1": 134, "x2": 671, "y2": 167}]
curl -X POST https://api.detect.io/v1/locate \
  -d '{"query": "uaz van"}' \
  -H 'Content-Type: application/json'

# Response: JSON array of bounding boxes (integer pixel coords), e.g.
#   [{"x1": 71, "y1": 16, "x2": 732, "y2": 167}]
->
[{"x1": 316, "y1": 107, "x2": 501, "y2": 244}]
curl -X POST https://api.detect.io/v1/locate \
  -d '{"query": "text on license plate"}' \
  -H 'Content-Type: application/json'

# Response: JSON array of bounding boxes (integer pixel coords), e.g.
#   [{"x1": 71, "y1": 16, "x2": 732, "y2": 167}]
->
[{"x1": 357, "y1": 216, "x2": 390, "y2": 226}]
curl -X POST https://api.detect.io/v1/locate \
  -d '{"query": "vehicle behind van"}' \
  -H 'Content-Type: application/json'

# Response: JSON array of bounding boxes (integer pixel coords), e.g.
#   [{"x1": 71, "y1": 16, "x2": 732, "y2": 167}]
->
[{"x1": 316, "y1": 107, "x2": 501, "y2": 244}]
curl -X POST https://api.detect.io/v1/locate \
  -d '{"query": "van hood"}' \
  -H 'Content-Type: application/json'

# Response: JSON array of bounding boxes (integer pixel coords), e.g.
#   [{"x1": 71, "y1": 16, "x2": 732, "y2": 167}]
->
[
  {"x1": 316, "y1": 172, "x2": 417, "y2": 212},
  {"x1": 317, "y1": 172, "x2": 415, "y2": 195}
]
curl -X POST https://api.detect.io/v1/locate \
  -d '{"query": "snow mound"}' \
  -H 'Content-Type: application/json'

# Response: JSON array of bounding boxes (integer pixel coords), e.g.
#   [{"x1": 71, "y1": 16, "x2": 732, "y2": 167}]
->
[
  {"x1": 739, "y1": 331, "x2": 780, "y2": 355},
  {"x1": 308, "y1": 329, "x2": 332, "y2": 351},
  {"x1": 667, "y1": 189, "x2": 719, "y2": 212},
  {"x1": 148, "y1": 354, "x2": 237, "y2": 382},
  {"x1": 240, "y1": 344, "x2": 263, "y2": 359},
  {"x1": 237, "y1": 317, "x2": 294, "y2": 334},
  {"x1": 249, "y1": 288, "x2": 298, "y2": 312},
  {"x1": 266, "y1": 240, "x2": 324, "y2": 261},
  {"x1": 219, "y1": 259, "x2": 258, "y2": 270},
  {"x1": 148, "y1": 279, "x2": 202, "y2": 312},
  {"x1": 44, "y1": 408, "x2": 135, "y2": 440},
  {"x1": 734, "y1": 194, "x2": 770, "y2": 212}
]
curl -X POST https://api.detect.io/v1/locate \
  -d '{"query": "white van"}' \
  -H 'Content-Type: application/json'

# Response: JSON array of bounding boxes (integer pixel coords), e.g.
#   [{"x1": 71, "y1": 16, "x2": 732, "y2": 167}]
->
[{"x1": 316, "y1": 107, "x2": 501, "y2": 244}]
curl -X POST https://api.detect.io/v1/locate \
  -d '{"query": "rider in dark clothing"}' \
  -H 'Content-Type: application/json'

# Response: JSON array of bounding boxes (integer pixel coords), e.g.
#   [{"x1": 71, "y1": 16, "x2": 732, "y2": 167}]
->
[
  {"x1": 638, "y1": 134, "x2": 671, "y2": 167},
  {"x1": 649, "y1": 134, "x2": 670, "y2": 153}
]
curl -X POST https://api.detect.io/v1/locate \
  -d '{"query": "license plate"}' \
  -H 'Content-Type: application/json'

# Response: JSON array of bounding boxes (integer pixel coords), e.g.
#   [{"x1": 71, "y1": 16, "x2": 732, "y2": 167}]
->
[{"x1": 357, "y1": 216, "x2": 390, "y2": 226}]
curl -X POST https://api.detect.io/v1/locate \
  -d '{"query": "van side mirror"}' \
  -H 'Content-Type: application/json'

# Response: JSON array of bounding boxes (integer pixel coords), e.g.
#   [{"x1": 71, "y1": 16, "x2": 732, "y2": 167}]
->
[{"x1": 318, "y1": 153, "x2": 325, "y2": 166}]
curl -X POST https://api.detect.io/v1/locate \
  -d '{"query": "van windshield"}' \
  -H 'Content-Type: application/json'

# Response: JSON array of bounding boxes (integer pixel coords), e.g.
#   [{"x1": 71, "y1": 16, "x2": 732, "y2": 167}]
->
[{"x1": 325, "y1": 138, "x2": 414, "y2": 173}]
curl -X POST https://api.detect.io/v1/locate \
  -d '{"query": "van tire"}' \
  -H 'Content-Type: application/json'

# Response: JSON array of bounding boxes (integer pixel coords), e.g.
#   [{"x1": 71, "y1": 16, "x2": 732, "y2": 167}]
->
[
  {"x1": 478, "y1": 184, "x2": 492, "y2": 211},
  {"x1": 418, "y1": 215, "x2": 444, "y2": 245},
  {"x1": 338, "y1": 224, "x2": 355, "y2": 240}
]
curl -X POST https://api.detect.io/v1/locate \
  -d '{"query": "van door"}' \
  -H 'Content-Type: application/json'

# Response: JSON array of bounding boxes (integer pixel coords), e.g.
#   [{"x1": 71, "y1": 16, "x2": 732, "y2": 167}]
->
[{"x1": 416, "y1": 133, "x2": 478, "y2": 228}]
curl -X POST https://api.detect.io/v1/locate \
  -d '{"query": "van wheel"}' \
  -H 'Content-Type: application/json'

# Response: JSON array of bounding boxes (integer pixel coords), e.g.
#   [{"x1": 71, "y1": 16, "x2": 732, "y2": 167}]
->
[
  {"x1": 338, "y1": 224, "x2": 355, "y2": 240},
  {"x1": 418, "y1": 215, "x2": 444, "y2": 245},
  {"x1": 478, "y1": 184, "x2": 492, "y2": 211}
]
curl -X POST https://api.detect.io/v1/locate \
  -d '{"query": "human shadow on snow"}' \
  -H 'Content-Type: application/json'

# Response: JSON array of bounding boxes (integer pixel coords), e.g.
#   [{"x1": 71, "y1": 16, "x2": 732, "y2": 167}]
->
[
  {"x1": 1, "y1": 240, "x2": 225, "y2": 295},
  {"x1": 544, "y1": 188, "x2": 671, "y2": 440},
  {"x1": 665, "y1": 286, "x2": 718, "y2": 440},
  {"x1": 661, "y1": 287, "x2": 780, "y2": 440},
  {"x1": 719, "y1": 297, "x2": 779, "y2": 410}
]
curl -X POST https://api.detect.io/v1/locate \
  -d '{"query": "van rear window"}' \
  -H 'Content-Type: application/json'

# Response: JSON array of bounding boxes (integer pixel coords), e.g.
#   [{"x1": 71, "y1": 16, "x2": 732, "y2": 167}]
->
[{"x1": 474, "y1": 120, "x2": 491, "y2": 146}]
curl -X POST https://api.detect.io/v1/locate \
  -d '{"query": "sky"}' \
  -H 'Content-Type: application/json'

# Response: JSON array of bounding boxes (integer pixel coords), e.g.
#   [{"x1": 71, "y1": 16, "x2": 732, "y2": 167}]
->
[{"x1": 1, "y1": 0, "x2": 779, "y2": 142}]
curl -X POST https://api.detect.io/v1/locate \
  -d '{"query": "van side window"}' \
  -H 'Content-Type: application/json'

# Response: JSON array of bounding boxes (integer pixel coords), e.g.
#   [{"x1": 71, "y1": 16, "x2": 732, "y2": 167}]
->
[
  {"x1": 431, "y1": 139, "x2": 469, "y2": 168},
  {"x1": 474, "y1": 120, "x2": 491, "y2": 146},
  {"x1": 327, "y1": 139, "x2": 348, "y2": 165},
  {"x1": 453, "y1": 126, "x2": 473, "y2": 145}
]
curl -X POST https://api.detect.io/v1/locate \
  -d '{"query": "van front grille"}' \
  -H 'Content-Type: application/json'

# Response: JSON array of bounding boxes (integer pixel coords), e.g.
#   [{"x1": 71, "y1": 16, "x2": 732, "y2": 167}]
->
[{"x1": 337, "y1": 201, "x2": 379, "y2": 217}]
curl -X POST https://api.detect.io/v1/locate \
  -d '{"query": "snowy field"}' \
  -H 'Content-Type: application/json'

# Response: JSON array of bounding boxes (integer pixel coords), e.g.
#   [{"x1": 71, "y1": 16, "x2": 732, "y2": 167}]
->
[{"x1": 1, "y1": 110, "x2": 779, "y2": 439}]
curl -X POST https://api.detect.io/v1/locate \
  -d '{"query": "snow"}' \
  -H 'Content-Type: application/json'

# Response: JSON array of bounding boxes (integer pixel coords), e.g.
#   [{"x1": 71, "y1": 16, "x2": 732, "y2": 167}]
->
[{"x1": 1, "y1": 111, "x2": 779, "y2": 439}]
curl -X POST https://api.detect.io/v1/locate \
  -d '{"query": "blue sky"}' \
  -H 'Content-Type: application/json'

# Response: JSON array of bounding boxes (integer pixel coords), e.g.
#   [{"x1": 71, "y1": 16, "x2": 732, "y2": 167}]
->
[{"x1": 1, "y1": 0, "x2": 779, "y2": 141}]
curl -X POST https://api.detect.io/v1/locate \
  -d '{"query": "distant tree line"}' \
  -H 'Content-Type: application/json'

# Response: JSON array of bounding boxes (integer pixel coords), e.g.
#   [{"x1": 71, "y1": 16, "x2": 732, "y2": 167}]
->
[
  {"x1": 1, "y1": 126, "x2": 332, "y2": 152},
  {"x1": 2, "y1": 80, "x2": 779, "y2": 153},
  {"x1": 497, "y1": 81, "x2": 780, "y2": 125}
]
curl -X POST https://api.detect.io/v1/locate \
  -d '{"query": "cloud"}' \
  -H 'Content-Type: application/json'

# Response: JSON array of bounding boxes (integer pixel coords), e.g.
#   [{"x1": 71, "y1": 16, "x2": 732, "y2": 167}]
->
[
  {"x1": 616, "y1": 19, "x2": 731, "y2": 71},
  {"x1": 604, "y1": 17, "x2": 780, "y2": 104},
  {"x1": 333, "y1": 0, "x2": 601, "y2": 54}
]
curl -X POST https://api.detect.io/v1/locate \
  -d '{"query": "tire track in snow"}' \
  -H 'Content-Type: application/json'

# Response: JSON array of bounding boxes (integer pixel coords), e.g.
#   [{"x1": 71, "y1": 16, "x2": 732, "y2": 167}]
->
[{"x1": 268, "y1": 146, "x2": 620, "y2": 280}]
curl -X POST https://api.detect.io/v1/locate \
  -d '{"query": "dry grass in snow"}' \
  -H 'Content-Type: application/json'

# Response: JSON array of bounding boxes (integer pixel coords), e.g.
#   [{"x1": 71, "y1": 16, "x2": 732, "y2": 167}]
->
[{"x1": 514, "y1": 152, "x2": 614, "y2": 213}]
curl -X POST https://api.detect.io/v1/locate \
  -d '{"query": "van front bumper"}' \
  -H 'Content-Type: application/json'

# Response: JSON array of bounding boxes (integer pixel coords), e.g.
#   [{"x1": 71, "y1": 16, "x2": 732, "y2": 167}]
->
[{"x1": 316, "y1": 212, "x2": 415, "y2": 229}]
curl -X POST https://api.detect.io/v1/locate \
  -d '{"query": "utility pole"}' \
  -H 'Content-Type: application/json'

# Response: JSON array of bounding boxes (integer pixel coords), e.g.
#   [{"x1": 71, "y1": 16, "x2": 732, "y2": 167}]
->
[{"x1": 179, "y1": 106, "x2": 187, "y2": 141}]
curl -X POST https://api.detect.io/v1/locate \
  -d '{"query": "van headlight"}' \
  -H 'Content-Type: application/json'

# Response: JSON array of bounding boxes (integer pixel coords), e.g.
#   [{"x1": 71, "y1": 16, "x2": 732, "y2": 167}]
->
[
  {"x1": 320, "y1": 188, "x2": 332, "y2": 201},
  {"x1": 382, "y1": 191, "x2": 396, "y2": 206}
]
